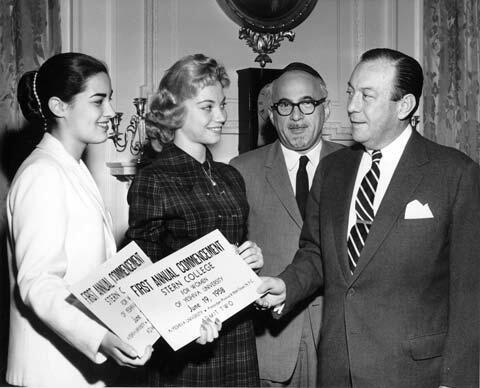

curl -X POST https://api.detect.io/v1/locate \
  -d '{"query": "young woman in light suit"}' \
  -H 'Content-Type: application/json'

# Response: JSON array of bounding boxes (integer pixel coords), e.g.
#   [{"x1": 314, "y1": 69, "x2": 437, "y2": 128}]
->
[{"x1": 5, "y1": 52, "x2": 153, "y2": 387}]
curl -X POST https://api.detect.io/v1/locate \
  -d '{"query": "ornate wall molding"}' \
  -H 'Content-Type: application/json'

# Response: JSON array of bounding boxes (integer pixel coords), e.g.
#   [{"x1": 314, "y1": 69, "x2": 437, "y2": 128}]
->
[
  {"x1": 353, "y1": 0, "x2": 365, "y2": 62},
  {"x1": 142, "y1": 0, "x2": 159, "y2": 98},
  {"x1": 388, "y1": 0, "x2": 398, "y2": 48},
  {"x1": 143, "y1": 0, "x2": 179, "y2": 99}
]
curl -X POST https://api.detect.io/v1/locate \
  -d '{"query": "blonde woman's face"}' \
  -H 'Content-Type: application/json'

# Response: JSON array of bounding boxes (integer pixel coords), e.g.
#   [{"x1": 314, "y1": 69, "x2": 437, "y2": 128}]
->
[{"x1": 177, "y1": 82, "x2": 227, "y2": 147}]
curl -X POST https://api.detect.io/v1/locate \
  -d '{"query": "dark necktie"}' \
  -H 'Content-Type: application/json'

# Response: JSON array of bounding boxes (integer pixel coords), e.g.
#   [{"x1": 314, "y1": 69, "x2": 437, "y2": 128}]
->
[
  {"x1": 296, "y1": 155, "x2": 309, "y2": 220},
  {"x1": 347, "y1": 150, "x2": 382, "y2": 273}
]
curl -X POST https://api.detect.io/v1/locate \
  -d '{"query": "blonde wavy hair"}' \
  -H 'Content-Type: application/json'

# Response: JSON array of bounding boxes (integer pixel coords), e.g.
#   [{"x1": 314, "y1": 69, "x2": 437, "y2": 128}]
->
[{"x1": 146, "y1": 53, "x2": 230, "y2": 144}]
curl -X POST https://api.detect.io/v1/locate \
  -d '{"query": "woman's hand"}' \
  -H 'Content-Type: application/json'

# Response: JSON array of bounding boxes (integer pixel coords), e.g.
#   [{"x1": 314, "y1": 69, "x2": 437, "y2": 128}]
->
[
  {"x1": 236, "y1": 240, "x2": 263, "y2": 272},
  {"x1": 99, "y1": 331, "x2": 153, "y2": 367},
  {"x1": 195, "y1": 318, "x2": 222, "y2": 345}
]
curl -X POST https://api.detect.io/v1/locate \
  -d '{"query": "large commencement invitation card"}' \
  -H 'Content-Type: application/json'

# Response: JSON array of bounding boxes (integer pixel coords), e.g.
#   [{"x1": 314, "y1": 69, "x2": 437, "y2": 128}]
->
[
  {"x1": 119, "y1": 229, "x2": 262, "y2": 351},
  {"x1": 70, "y1": 242, "x2": 161, "y2": 355},
  {"x1": 71, "y1": 230, "x2": 261, "y2": 352}
]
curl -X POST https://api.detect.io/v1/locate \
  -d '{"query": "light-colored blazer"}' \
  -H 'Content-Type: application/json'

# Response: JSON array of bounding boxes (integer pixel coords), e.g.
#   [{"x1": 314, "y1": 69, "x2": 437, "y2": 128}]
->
[
  {"x1": 231, "y1": 139, "x2": 343, "y2": 382},
  {"x1": 6, "y1": 133, "x2": 117, "y2": 387}
]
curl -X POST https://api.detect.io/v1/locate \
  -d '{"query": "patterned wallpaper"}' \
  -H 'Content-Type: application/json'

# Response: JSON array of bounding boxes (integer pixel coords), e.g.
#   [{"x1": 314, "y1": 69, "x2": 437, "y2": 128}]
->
[{"x1": 423, "y1": 0, "x2": 480, "y2": 163}]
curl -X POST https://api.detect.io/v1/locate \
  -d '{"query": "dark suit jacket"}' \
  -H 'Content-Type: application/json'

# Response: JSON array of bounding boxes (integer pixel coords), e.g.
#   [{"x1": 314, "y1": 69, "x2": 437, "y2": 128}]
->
[
  {"x1": 231, "y1": 139, "x2": 343, "y2": 382},
  {"x1": 279, "y1": 130, "x2": 480, "y2": 388}
]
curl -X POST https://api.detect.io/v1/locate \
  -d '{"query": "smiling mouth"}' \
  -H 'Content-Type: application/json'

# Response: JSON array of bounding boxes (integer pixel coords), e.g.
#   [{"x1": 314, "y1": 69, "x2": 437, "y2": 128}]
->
[
  {"x1": 97, "y1": 122, "x2": 110, "y2": 131},
  {"x1": 207, "y1": 127, "x2": 223, "y2": 134}
]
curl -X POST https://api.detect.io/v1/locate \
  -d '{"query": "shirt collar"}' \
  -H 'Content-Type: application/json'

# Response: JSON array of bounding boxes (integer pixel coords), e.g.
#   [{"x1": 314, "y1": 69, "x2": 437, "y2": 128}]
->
[
  {"x1": 156, "y1": 142, "x2": 213, "y2": 173},
  {"x1": 37, "y1": 132, "x2": 82, "y2": 167},
  {"x1": 364, "y1": 125, "x2": 412, "y2": 159},
  {"x1": 280, "y1": 140, "x2": 323, "y2": 172}
]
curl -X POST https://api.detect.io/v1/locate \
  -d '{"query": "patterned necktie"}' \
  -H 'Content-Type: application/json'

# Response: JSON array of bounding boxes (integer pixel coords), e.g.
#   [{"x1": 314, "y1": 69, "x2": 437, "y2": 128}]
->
[
  {"x1": 347, "y1": 150, "x2": 382, "y2": 273},
  {"x1": 296, "y1": 155, "x2": 309, "y2": 220}
]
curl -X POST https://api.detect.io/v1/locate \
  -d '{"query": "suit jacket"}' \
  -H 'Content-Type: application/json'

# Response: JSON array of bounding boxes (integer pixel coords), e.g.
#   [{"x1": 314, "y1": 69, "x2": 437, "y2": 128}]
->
[
  {"x1": 279, "y1": 130, "x2": 480, "y2": 388},
  {"x1": 231, "y1": 139, "x2": 343, "y2": 382},
  {"x1": 6, "y1": 133, "x2": 117, "y2": 387}
]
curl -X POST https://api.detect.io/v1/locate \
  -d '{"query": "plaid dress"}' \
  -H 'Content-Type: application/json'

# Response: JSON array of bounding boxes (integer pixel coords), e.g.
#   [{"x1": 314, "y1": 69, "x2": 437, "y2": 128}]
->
[{"x1": 126, "y1": 143, "x2": 259, "y2": 387}]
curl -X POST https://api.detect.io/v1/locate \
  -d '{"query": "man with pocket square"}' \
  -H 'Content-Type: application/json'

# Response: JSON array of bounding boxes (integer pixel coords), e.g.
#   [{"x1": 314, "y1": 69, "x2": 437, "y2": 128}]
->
[{"x1": 257, "y1": 48, "x2": 479, "y2": 388}]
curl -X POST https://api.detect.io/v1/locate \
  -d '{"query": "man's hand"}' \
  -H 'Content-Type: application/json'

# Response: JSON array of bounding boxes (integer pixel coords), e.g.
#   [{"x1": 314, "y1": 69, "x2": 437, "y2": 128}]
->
[
  {"x1": 237, "y1": 240, "x2": 263, "y2": 272},
  {"x1": 255, "y1": 276, "x2": 286, "y2": 310}
]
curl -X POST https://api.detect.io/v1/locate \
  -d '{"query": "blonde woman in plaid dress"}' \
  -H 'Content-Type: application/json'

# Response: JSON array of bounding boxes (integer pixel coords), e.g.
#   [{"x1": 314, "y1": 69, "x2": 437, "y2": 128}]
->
[{"x1": 126, "y1": 54, "x2": 262, "y2": 387}]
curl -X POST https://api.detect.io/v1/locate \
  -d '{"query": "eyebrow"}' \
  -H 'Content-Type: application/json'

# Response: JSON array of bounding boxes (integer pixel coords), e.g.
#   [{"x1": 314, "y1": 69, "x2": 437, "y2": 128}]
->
[
  {"x1": 90, "y1": 93, "x2": 107, "y2": 98},
  {"x1": 196, "y1": 97, "x2": 226, "y2": 104},
  {"x1": 279, "y1": 96, "x2": 317, "y2": 101},
  {"x1": 346, "y1": 83, "x2": 375, "y2": 92},
  {"x1": 90, "y1": 90, "x2": 114, "y2": 98}
]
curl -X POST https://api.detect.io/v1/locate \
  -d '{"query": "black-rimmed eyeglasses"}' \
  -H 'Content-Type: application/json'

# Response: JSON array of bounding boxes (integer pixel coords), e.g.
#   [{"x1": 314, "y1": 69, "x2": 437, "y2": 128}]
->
[{"x1": 271, "y1": 97, "x2": 326, "y2": 116}]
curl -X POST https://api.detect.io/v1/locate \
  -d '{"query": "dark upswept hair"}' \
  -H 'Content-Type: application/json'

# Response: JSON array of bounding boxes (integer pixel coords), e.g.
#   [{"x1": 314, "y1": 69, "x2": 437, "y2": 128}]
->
[
  {"x1": 146, "y1": 53, "x2": 230, "y2": 144},
  {"x1": 17, "y1": 52, "x2": 109, "y2": 130},
  {"x1": 360, "y1": 48, "x2": 423, "y2": 120}
]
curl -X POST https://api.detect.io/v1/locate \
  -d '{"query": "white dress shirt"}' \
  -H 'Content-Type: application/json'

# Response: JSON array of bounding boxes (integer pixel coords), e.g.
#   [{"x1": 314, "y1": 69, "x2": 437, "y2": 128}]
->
[
  {"x1": 347, "y1": 126, "x2": 413, "y2": 236},
  {"x1": 280, "y1": 140, "x2": 323, "y2": 193}
]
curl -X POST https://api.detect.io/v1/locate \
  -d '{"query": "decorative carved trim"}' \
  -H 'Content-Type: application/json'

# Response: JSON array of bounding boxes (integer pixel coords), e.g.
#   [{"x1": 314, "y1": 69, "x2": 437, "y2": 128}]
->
[
  {"x1": 142, "y1": 0, "x2": 163, "y2": 99},
  {"x1": 386, "y1": 0, "x2": 398, "y2": 48},
  {"x1": 105, "y1": 0, "x2": 116, "y2": 76},
  {"x1": 104, "y1": 0, "x2": 118, "y2": 203},
  {"x1": 353, "y1": 0, "x2": 365, "y2": 62},
  {"x1": 142, "y1": 0, "x2": 154, "y2": 99},
  {"x1": 69, "y1": 0, "x2": 81, "y2": 51},
  {"x1": 413, "y1": 0, "x2": 423, "y2": 134},
  {"x1": 143, "y1": 0, "x2": 179, "y2": 99},
  {"x1": 170, "y1": 0, "x2": 179, "y2": 63},
  {"x1": 322, "y1": 122, "x2": 354, "y2": 145},
  {"x1": 238, "y1": 28, "x2": 295, "y2": 68},
  {"x1": 60, "y1": 0, "x2": 73, "y2": 51},
  {"x1": 222, "y1": 120, "x2": 239, "y2": 134},
  {"x1": 335, "y1": 1, "x2": 342, "y2": 104}
]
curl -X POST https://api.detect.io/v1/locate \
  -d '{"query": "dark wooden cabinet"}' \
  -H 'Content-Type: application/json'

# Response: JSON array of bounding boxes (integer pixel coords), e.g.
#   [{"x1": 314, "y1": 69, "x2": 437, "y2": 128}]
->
[{"x1": 237, "y1": 68, "x2": 282, "y2": 154}]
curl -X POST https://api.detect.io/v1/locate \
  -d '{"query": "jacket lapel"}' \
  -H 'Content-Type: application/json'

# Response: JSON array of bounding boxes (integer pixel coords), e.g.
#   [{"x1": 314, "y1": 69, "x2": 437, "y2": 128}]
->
[
  {"x1": 350, "y1": 131, "x2": 429, "y2": 283},
  {"x1": 265, "y1": 141, "x2": 303, "y2": 228},
  {"x1": 75, "y1": 161, "x2": 114, "y2": 232},
  {"x1": 38, "y1": 134, "x2": 115, "y2": 242}
]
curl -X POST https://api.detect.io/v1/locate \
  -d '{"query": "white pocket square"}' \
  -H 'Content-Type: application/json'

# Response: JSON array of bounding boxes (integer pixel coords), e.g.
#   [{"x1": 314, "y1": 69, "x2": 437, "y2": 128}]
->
[{"x1": 404, "y1": 200, "x2": 434, "y2": 219}]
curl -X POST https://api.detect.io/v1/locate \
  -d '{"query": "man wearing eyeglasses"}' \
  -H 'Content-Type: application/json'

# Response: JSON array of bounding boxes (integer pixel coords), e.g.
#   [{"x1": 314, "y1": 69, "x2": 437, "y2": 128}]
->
[{"x1": 230, "y1": 62, "x2": 343, "y2": 387}]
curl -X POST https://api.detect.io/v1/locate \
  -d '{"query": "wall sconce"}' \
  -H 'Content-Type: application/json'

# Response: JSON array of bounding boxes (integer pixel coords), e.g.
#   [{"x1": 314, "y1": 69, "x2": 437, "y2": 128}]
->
[
  {"x1": 107, "y1": 97, "x2": 148, "y2": 183},
  {"x1": 109, "y1": 97, "x2": 147, "y2": 156}
]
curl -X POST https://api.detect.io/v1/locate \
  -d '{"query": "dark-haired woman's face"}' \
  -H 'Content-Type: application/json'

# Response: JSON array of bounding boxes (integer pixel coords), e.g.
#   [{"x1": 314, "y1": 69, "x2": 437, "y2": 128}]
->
[
  {"x1": 176, "y1": 82, "x2": 227, "y2": 147},
  {"x1": 63, "y1": 72, "x2": 114, "y2": 145}
]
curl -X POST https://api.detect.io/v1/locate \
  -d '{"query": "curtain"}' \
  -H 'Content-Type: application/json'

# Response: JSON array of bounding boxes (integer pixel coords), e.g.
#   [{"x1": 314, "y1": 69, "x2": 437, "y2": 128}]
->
[
  {"x1": 0, "y1": 0, "x2": 61, "y2": 134},
  {"x1": 0, "y1": 0, "x2": 61, "y2": 383},
  {"x1": 423, "y1": 0, "x2": 480, "y2": 163}
]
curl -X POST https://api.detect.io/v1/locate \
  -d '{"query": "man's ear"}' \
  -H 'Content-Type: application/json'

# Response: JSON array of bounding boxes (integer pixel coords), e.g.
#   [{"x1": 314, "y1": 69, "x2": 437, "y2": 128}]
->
[
  {"x1": 323, "y1": 99, "x2": 331, "y2": 121},
  {"x1": 47, "y1": 97, "x2": 68, "y2": 118},
  {"x1": 268, "y1": 107, "x2": 274, "y2": 124},
  {"x1": 397, "y1": 94, "x2": 416, "y2": 120}
]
